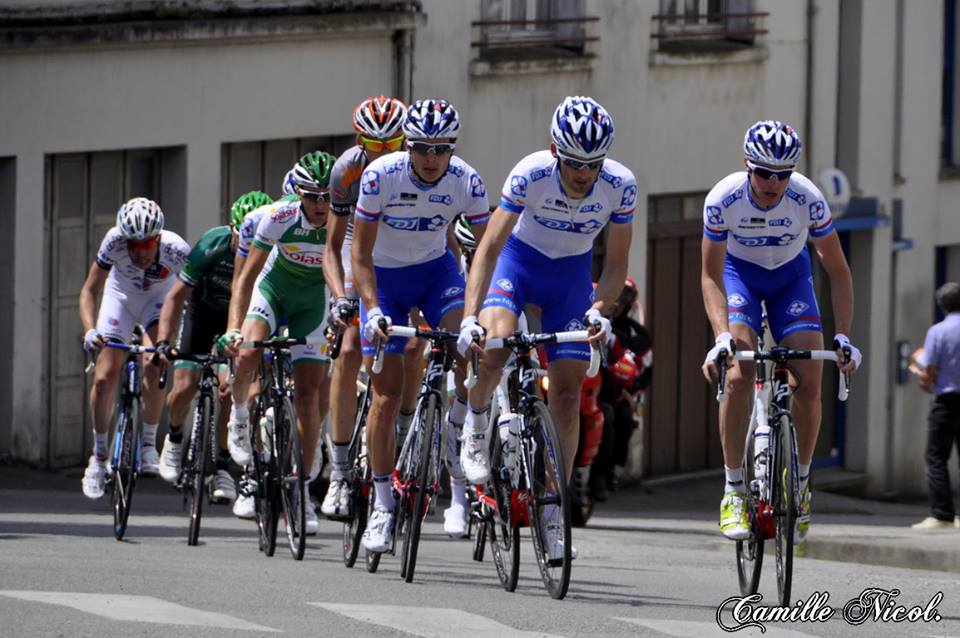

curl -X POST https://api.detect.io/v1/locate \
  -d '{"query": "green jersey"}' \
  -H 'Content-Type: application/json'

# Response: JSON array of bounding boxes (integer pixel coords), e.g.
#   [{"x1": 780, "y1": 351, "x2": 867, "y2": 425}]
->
[
  {"x1": 179, "y1": 225, "x2": 235, "y2": 313},
  {"x1": 252, "y1": 199, "x2": 327, "y2": 282}
]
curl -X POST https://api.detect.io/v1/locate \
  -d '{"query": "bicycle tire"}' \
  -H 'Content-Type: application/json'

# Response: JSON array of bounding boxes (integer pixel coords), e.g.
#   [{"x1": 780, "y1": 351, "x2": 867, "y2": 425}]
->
[
  {"x1": 773, "y1": 418, "x2": 796, "y2": 606},
  {"x1": 524, "y1": 401, "x2": 572, "y2": 600},
  {"x1": 343, "y1": 386, "x2": 371, "y2": 567},
  {"x1": 187, "y1": 394, "x2": 213, "y2": 546},
  {"x1": 253, "y1": 398, "x2": 279, "y2": 557},
  {"x1": 736, "y1": 431, "x2": 764, "y2": 595},
  {"x1": 487, "y1": 425, "x2": 520, "y2": 592},
  {"x1": 364, "y1": 492, "x2": 383, "y2": 573},
  {"x1": 111, "y1": 400, "x2": 138, "y2": 541},
  {"x1": 401, "y1": 392, "x2": 439, "y2": 584},
  {"x1": 278, "y1": 396, "x2": 306, "y2": 560}
]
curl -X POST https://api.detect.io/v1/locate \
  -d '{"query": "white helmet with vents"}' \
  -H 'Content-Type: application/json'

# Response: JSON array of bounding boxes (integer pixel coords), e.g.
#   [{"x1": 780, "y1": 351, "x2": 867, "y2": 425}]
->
[{"x1": 116, "y1": 197, "x2": 164, "y2": 240}]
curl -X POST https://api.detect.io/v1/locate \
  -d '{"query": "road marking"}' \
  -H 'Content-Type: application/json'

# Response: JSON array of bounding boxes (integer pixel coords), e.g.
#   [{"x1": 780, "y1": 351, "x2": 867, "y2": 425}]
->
[
  {"x1": 0, "y1": 591, "x2": 279, "y2": 633},
  {"x1": 310, "y1": 602, "x2": 563, "y2": 637},
  {"x1": 614, "y1": 617, "x2": 820, "y2": 638}
]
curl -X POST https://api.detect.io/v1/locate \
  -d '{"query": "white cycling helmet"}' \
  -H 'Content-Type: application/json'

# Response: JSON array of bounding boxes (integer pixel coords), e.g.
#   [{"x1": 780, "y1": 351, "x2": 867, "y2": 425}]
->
[
  {"x1": 743, "y1": 120, "x2": 802, "y2": 168},
  {"x1": 402, "y1": 98, "x2": 460, "y2": 141},
  {"x1": 116, "y1": 197, "x2": 164, "y2": 240},
  {"x1": 550, "y1": 96, "x2": 615, "y2": 161}
]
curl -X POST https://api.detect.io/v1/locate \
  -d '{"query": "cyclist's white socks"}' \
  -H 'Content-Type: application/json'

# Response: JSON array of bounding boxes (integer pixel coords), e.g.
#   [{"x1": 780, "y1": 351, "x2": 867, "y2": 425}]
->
[
  {"x1": 230, "y1": 403, "x2": 249, "y2": 424},
  {"x1": 724, "y1": 465, "x2": 745, "y2": 494},
  {"x1": 143, "y1": 422, "x2": 158, "y2": 449},
  {"x1": 464, "y1": 403, "x2": 491, "y2": 441},
  {"x1": 331, "y1": 442, "x2": 350, "y2": 481},
  {"x1": 449, "y1": 396, "x2": 468, "y2": 426},
  {"x1": 798, "y1": 463, "x2": 811, "y2": 492},
  {"x1": 397, "y1": 409, "x2": 415, "y2": 445},
  {"x1": 372, "y1": 472, "x2": 394, "y2": 510},
  {"x1": 450, "y1": 477, "x2": 468, "y2": 508},
  {"x1": 93, "y1": 431, "x2": 108, "y2": 461}
]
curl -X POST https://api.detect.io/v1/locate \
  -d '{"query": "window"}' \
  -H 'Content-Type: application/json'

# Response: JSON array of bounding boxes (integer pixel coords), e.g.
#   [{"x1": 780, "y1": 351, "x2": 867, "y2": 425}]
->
[
  {"x1": 653, "y1": 0, "x2": 766, "y2": 54},
  {"x1": 221, "y1": 134, "x2": 354, "y2": 224},
  {"x1": 943, "y1": 0, "x2": 960, "y2": 168},
  {"x1": 474, "y1": 0, "x2": 596, "y2": 61}
]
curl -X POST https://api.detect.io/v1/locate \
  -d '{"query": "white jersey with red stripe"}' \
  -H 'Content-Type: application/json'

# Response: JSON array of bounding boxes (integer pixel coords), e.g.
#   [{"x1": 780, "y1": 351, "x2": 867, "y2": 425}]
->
[
  {"x1": 355, "y1": 151, "x2": 490, "y2": 268},
  {"x1": 95, "y1": 228, "x2": 189, "y2": 293},
  {"x1": 702, "y1": 171, "x2": 834, "y2": 270},
  {"x1": 498, "y1": 150, "x2": 637, "y2": 259}
]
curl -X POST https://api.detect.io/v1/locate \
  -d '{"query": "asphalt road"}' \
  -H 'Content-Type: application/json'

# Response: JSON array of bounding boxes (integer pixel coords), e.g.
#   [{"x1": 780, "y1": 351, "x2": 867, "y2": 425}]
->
[{"x1": 1, "y1": 469, "x2": 958, "y2": 638}]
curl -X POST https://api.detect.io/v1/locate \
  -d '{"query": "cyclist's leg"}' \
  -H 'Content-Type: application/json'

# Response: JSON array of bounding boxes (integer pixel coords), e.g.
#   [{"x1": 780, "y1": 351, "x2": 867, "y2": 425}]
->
[
  {"x1": 288, "y1": 311, "x2": 332, "y2": 481},
  {"x1": 397, "y1": 311, "x2": 426, "y2": 452},
  {"x1": 543, "y1": 358, "x2": 588, "y2": 480},
  {"x1": 90, "y1": 287, "x2": 137, "y2": 452},
  {"x1": 777, "y1": 330, "x2": 823, "y2": 467},
  {"x1": 229, "y1": 298, "x2": 272, "y2": 465},
  {"x1": 323, "y1": 318, "x2": 360, "y2": 519}
]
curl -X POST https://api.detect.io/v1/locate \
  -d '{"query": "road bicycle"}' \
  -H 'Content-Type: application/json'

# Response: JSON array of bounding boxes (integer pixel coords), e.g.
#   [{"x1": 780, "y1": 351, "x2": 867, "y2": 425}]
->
[
  {"x1": 715, "y1": 341, "x2": 850, "y2": 605},
  {"x1": 468, "y1": 329, "x2": 600, "y2": 600}
]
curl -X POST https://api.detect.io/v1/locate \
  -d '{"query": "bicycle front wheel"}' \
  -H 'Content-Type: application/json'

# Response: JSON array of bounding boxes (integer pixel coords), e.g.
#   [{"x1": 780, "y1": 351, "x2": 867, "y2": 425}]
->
[
  {"x1": 773, "y1": 419, "x2": 796, "y2": 605},
  {"x1": 524, "y1": 401, "x2": 572, "y2": 600},
  {"x1": 487, "y1": 425, "x2": 520, "y2": 592},
  {"x1": 278, "y1": 396, "x2": 306, "y2": 560},
  {"x1": 111, "y1": 401, "x2": 138, "y2": 541},
  {"x1": 343, "y1": 453, "x2": 370, "y2": 568},
  {"x1": 252, "y1": 398, "x2": 279, "y2": 557},
  {"x1": 187, "y1": 394, "x2": 213, "y2": 546},
  {"x1": 401, "y1": 392, "x2": 439, "y2": 584}
]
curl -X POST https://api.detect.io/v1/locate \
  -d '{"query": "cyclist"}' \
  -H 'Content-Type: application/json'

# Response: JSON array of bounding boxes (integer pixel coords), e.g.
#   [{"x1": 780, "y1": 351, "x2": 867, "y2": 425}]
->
[
  {"x1": 223, "y1": 151, "x2": 337, "y2": 536},
  {"x1": 78, "y1": 198, "x2": 190, "y2": 498},
  {"x1": 353, "y1": 98, "x2": 490, "y2": 550},
  {"x1": 458, "y1": 96, "x2": 635, "y2": 561},
  {"x1": 152, "y1": 191, "x2": 274, "y2": 506},
  {"x1": 699, "y1": 120, "x2": 861, "y2": 542},
  {"x1": 321, "y1": 95, "x2": 408, "y2": 521}
]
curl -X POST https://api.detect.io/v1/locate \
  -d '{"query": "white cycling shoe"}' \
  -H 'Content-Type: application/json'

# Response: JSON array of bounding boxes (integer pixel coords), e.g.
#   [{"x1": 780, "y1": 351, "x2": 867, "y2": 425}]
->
[
  {"x1": 210, "y1": 469, "x2": 237, "y2": 503},
  {"x1": 320, "y1": 479, "x2": 352, "y2": 520},
  {"x1": 233, "y1": 493, "x2": 256, "y2": 520},
  {"x1": 362, "y1": 507, "x2": 394, "y2": 552},
  {"x1": 158, "y1": 435, "x2": 182, "y2": 483},
  {"x1": 304, "y1": 502, "x2": 319, "y2": 536},
  {"x1": 460, "y1": 432, "x2": 491, "y2": 485},
  {"x1": 140, "y1": 446, "x2": 160, "y2": 477},
  {"x1": 81, "y1": 456, "x2": 106, "y2": 500},
  {"x1": 227, "y1": 418, "x2": 253, "y2": 466},
  {"x1": 443, "y1": 501, "x2": 468, "y2": 538}
]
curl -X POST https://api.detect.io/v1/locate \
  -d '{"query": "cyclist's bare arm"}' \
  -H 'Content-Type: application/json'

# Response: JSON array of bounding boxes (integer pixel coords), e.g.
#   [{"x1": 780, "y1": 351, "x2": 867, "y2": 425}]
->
[
  {"x1": 592, "y1": 222, "x2": 631, "y2": 315},
  {"x1": 463, "y1": 207, "x2": 518, "y2": 318},
  {"x1": 157, "y1": 279, "x2": 193, "y2": 346},
  {"x1": 701, "y1": 236, "x2": 729, "y2": 338},
  {"x1": 322, "y1": 213, "x2": 349, "y2": 300},
  {"x1": 351, "y1": 217, "x2": 381, "y2": 314},
  {"x1": 78, "y1": 262, "x2": 109, "y2": 333},
  {"x1": 231, "y1": 252, "x2": 247, "y2": 293},
  {"x1": 227, "y1": 245, "x2": 269, "y2": 332},
  {"x1": 812, "y1": 231, "x2": 854, "y2": 337}
]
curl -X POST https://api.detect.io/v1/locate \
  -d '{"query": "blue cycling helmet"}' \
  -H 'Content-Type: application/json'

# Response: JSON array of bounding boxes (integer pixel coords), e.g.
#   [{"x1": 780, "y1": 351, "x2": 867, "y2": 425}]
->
[
  {"x1": 743, "y1": 120, "x2": 802, "y2": 168},
  {"x1": 281, "y1": 167, "x2": 297, "y2": 196},
  {"x1": 402, "y1": 98, "x2": 460, "y2": 140},
  {"x1": 550, "y1": 96, "x2": 615, "y2": 161}
]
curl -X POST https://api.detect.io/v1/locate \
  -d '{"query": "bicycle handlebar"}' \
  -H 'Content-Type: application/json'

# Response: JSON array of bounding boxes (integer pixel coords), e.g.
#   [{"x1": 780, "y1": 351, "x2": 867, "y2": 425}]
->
[
  {"x1": 84, "y1": 341, "x2": 156, "y2": 374},
  {"x1": 715, "y1": 348, "x2": 850, "y2": 403},
  {"x1": 464, "y1": 329, "x2": 601, "y2": 388}
]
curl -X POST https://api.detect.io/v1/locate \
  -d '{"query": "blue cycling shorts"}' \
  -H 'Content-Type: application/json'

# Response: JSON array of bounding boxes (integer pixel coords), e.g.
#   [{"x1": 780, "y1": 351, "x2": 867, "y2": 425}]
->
[
  {"x1": 724, "y1": 248, "x2": 822, "y2": 342},
  {"x1": 482, "y1": 235, "x2": 593, "y2": 362},
  {"x1": 360, "y1": 250, "x2": 465, "y2": 355}
]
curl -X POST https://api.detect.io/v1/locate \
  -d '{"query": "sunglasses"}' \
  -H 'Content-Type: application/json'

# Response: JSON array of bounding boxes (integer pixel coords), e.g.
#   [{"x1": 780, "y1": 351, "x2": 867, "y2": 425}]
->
[
  {"x1": 748, "y1": 162, "x2": 793, "y2": 181},
  {"x1": 558, "y1": 154, "x2": 604, "y2": 171},
  {"x1": 408, "y1": 141, "x2": 456, "y2": 156},
  {"x1": 360, "y1": 134, "x2": 405, "y2": 153},
  {"x1": 126, "y1": 236, "x2": 160, "y2": 251},
  {"x1": 300, "y1": 190, "x2": 331, "y2": 203}
]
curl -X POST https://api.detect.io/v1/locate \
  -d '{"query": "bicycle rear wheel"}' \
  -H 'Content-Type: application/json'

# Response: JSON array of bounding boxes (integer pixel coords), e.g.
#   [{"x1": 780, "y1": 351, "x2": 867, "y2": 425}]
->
[
  {"x1": 278, "y1": 396, "x2": 306, "y2": 560},
  {"x1": 488, "y1": 426, "x2": 520, "y2": 592},
  {"x1": 111, "y1": 401, "x2": 138, "y2": 541},
  {"x1": 773, "y1": 419, "x2": 796, "y2": 605},
  {"x1": 187, "y1": 394, "x2": 213, "y2": 546},
  {"x1": 736, "y1": 433, "x2": 763, "y2": 595},
  {"x1": 524, "y1": 401, "x2": 572, "y2": 600},
  {"x1": 401, "y1": 393, "x2": 439, "y2": 584}
]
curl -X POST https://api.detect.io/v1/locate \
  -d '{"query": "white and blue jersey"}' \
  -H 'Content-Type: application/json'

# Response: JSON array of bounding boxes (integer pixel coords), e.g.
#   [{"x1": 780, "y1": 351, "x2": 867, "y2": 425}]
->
[
  {"x1": 237, "y1": 206, "x2": 271, "y2": 259},
  {"x1": 703, "y1": 171, "x2": 834, "y2": 340},
  {"x1": 355, "y1": 152, "x2": 490, "y2": 355},
  {"x1": 485, "y1": 151, "x2": 637, "y2": 362}
]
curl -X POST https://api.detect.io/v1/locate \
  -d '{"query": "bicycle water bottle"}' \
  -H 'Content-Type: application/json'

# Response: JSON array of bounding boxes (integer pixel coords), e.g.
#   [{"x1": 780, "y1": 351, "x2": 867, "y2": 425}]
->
[
  {"x1": 497, "y1": 413, "x2": 520, "y2": 487},
  {"x1": 260, "y1": 407, "x2": 275, "y2": 461},
  {"x1": 753, "y1": 424, "x2": 770, "y2": 494}
]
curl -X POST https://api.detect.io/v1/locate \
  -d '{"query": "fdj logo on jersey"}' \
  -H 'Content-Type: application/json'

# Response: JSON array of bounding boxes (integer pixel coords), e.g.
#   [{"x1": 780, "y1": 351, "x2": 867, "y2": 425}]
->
[
  {"x1": 361, "y1": 170, "x2": 380, "y2": 195},
  {"x1": 809, "y1": 201, "x2": 826, "y2": 221},
  {"x1": 533, "y1": 214, "x2": 603, "y2": 234},
  {"x1": 510, "y1": 175, "x2": 528, "y2": 198},
  {"x1": 428, "y1": 194, "x2": 453, "y2": 206},
  {"x1": 706, "y1": 206, "x2": 724, "y2": 226},
  {"x1": 620, "y1": 184, "x2": 638, "y2": 209},
  {"x1": 470, "y1": 173, "x2": 486, "y2": 198},
  {"x1": 382, "y1": 214, "x2": 447, "y2": 232}
]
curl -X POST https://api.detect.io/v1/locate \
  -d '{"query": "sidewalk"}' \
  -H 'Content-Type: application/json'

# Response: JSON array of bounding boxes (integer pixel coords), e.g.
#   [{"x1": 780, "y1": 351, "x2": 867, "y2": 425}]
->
[{"x1": 587, "y1": 470, "x2": 960, "y2": 574}]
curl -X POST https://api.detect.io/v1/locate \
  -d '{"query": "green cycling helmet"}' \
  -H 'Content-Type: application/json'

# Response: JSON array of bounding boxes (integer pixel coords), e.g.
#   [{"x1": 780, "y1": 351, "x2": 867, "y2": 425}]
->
[
  {"x1": 293, "y1": 150, "x2": 336, "y2": 193},
  {"x1": 454, "y1": 214, "x2": 476, "y2": 250},
  {"x1": 230, "y1": 190, "x2": 273, "y2": 228}
]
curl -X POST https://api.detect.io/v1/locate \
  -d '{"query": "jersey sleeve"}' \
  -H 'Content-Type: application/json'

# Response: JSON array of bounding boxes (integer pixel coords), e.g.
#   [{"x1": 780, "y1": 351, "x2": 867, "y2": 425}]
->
[
  {"x1": 237, "y1": 211, "x2": 260, "y2": 258},
  {"x1": 355, "y1": 165, "x2": 385, "y2": 222},
  {"x1": 253, "y1": 207, "x2": 292, "y2": 251},
  {"x1": 702, "y1": 185, "x2": 728, "y2": 241},
  {"x1": 179, "y1": 236, "x2": 211, "y2": 287},
  {"x1": 610, "y1": 171, "x2": 637, "y2": 225},
  {"x1": 807, "y1": 198, "x2": 834, "y2": 237},
  {"x1": 330, "y1": 156, "x2": 362, "y2": 218},
  {"x1": 499, "y1": 162, "x2": 529, "y2": 215},
  {"x1": 95, "y1": 228, "x2": 123, "y2": 270},
  {"x1": 462, "y1": 171, "x2": 491, "y2": 225}
]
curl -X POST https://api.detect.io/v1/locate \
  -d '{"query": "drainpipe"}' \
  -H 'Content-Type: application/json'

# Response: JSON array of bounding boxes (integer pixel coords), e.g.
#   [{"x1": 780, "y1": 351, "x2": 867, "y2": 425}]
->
[
  {"x1": 804, "y1": 0, "x2": 815, "y2": 173},
  {"x1": 393, "y1": 28, "x2": 414, "y2": 103}
]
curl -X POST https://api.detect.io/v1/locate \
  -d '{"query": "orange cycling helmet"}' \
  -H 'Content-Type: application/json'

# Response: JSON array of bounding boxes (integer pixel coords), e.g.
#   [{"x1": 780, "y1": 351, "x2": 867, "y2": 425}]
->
[{"x1": 353, "y1": 95, "x2": 408, "y2": 140}]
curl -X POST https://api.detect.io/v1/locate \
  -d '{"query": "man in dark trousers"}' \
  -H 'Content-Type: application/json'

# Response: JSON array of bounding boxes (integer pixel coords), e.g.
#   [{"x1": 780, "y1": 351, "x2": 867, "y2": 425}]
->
[{"x1": 911, "y1": 282, "x2": 960, "y2": 530}]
